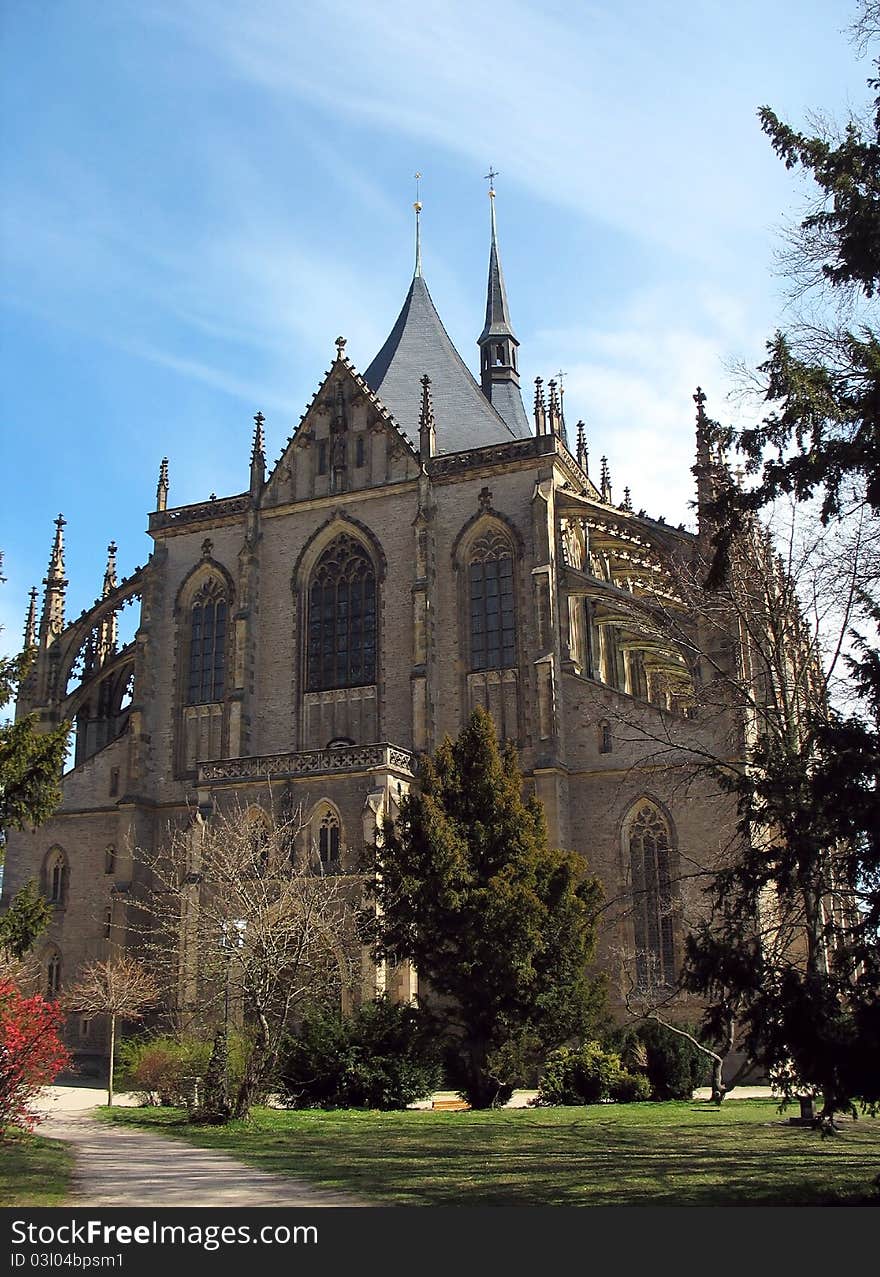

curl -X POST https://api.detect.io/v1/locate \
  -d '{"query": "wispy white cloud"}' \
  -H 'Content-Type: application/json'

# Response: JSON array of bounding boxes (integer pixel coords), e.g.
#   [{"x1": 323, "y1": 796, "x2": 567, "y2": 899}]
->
[{"x1": 139, "y1": 0, "x2": 837, "y2": 264}]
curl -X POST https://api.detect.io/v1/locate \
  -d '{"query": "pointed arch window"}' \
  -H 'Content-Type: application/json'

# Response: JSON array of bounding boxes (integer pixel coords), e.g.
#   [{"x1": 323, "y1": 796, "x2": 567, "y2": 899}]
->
[
  {"x1": 628, "y1": 803, "x2": 676, "y2": 988},
  {"x1": 307, "y1": 536, "x2": 376, "y2": 691},
  {"x1": 319, "y1": 810, "x2": 341, "y2": 868},
  {"x1": 187, "y1": 579, "x2": 227, "y2": 705},
  {"x1": 468, "y1": 529, "x2": 516, "y2": 671},
  {"x1": 45, "y1": 950, "x2": 62, "y2": 1000},
  {"x1": 45, "y1": 847, "x2": 68, "y2": 906}
]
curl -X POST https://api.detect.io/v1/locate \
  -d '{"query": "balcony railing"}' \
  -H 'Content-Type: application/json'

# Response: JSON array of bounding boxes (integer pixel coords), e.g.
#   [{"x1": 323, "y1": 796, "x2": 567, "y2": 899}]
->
[{"x1": 198, "y1": 742, "x2": 416, "y2": 785}]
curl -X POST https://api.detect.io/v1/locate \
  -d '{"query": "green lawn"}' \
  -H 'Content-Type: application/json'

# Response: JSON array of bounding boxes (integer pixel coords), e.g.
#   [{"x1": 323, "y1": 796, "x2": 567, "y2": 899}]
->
[
  {"x1": 0, "y1": 1129, "x2": 74, "y2": 1206},
  {"x1": 100, "y1": 1099, "x2": 880, "y2": 1206}
]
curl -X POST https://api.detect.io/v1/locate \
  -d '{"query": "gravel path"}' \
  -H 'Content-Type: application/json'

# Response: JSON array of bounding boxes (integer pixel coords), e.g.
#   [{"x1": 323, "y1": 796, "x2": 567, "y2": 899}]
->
[{"x1": 38, "y1": 1110, "x2": 366, "y2": 1208}]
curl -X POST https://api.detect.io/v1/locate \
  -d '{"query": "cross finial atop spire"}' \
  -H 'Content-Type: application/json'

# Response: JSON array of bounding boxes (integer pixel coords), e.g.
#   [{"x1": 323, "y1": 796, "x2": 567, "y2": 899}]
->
[
  {"x1": 413, "y1": 171, "x2": 423, "y2": 279},
  {"x1": 484, "y1": 165, "x2": 499, "y2": 196}
]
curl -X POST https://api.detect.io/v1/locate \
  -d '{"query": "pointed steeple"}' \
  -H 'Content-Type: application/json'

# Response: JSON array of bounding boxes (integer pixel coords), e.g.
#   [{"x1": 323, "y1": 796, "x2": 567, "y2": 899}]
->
[
  {"x1": 23, "y1": 587, "x2": 38, "y2": 649},
  {"x1": 40, "y1": 514, "x2": 67, "y2": 645},
  {"x1": 156, "y1": 458, "x2": 169, "y2": 512},
  {"x1": 419, "y1": 373, "x2": 436, "y2": 460},
  {"x1": 250, "y1": 411, "x2": 266, "y2": 496},
  {"x1": 477, "y1": 173, "x2": 530, "y2": 437}
]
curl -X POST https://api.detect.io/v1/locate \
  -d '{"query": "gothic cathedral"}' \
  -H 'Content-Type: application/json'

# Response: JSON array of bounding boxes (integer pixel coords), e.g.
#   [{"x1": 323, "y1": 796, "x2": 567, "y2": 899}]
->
[{"x1": 2, "y1": 190, "x2": 739, "y2": 1062}]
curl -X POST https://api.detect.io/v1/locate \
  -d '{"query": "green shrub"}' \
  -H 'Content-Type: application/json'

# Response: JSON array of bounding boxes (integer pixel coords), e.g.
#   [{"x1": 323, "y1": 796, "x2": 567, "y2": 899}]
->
[
  {"x1": 116, "y1": 1032, "x2": 250, "y2": 1108},
  {"x1": 280, "y1": 997, "x2": 442, "y2": 1110},
  {"x1": 609, "y1": 1069, "x2": 652, "y2": 1102},
  {"x1": 612, "y1": 1021, "x2": 709, "y2": 1100},
  {"x1": 537, "y1": 1041, "x2": 646, "y2": 1105},
  {"x1": 116, "y1": 1035, "x2": 210, "y2": 1106}
]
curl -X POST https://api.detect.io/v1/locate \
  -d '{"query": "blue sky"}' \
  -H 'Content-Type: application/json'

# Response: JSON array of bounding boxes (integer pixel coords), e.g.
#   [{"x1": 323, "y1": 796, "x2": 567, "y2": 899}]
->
[{"x1": 0, "y1": 0, "x2": 869, "y2": 657}]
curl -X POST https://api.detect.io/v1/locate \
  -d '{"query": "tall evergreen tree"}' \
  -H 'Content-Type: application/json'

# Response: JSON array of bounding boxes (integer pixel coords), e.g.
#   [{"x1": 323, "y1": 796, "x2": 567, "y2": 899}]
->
[
  {"x1": 0, "y1": 555, "x2": 70, "y2": 845},
  {"x1": 367, "y1": 707, "x2": 604, "y2": 1109},
  {"x1": 685, "y1": 7, "x2": 880, "y2": 1124},
  {"x1": 0, "y1": 554, "x2": 69, "y2": 964}
]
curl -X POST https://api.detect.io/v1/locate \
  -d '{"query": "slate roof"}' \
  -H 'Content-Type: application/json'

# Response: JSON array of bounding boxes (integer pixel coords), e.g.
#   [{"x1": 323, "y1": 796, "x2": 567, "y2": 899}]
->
[
  {"x1": 489, "y1": 378, "x2": 532, "y2": 438},
  {"x1": 363, "y1": 275, "x2": 532, "y2": 454}
]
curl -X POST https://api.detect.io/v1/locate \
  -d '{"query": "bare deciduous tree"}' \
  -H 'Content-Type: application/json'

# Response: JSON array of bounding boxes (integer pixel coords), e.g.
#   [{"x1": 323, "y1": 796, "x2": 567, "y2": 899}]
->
[
  {"x1": 64, "y1": 957, "x2": 159, "y2": 1105},
  {"x1": 134, "y1": 802, "x2": 362, "y2": 1120}
]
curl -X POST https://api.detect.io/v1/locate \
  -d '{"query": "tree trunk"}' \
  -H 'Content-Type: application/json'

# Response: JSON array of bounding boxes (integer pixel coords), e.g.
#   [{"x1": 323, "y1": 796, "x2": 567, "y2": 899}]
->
[{"x1": 107, "y1": 1013, "x2": 116, "y2": 1107}]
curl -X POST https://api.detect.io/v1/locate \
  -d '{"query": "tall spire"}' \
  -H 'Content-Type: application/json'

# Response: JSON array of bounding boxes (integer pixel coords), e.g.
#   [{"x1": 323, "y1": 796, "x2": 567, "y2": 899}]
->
[
  {"x1": 477, "y1": 171, "x2": 530, "y2": 437},
  {"x1": 413, "y1": 171, "x2": 423, "y2": 279},
  {"x1": 156, "y1": 457, "x2": 169, "y2": 512},
  {"x1": 40, "y1": 514, "x2": 67, "y2": 645},
  {"x1": 23, "y1": 587, "x2": 38, "y2": 649}
]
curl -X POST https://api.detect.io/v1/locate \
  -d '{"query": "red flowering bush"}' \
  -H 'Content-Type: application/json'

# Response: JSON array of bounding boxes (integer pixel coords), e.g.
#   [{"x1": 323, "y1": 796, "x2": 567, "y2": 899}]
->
[{"x1": 0, "y1": 978, "x2": 70, "y2": 1136}]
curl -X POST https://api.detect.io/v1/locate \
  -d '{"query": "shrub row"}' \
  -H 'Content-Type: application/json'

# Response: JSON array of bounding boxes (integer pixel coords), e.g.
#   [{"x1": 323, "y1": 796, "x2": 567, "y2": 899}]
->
[{"x1": 117, "y1": 1006, "x2": 708, "y2": 1112}]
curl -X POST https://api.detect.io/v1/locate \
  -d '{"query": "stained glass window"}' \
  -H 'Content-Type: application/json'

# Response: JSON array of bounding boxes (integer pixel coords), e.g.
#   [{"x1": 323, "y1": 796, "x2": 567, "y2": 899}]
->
[
  {"x1": 629, "y1": 804, "x2": 675, "y2": 988},
  {"x1": 187, "y1": 581, "x2": 227, "y2": 704},
  {"x1": 307, "y1": 536, "x2": 376, "y2": 691},
  {"x1": 468, "y1": 531, "x2": 516, "y2": 670}
]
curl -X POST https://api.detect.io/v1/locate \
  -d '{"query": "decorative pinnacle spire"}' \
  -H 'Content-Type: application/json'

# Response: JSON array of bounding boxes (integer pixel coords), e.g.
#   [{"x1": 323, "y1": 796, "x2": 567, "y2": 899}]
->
[
  {"x1": 24, "y1": 587, "x2": 38, "y2": 648},
  {"x1": 534, "y1": 377, "x2": 546, "y2": 434},
  {"x1": 40, "y1": 514, "x2": 68, "y2": 643},
  {"x1": 335, "y1": 336, "x2": 347, "y2": 361},
  {"x1": 576, "y1": 420, "x2": 587, "y2": 472},
  {"x1": 622, "y1": 487, "x2": 632, "y2": 512},
  {"x1": 547, "y1": 379, "x2": 560, "y2": 436},
  {"x1": 156, "y1": 457, "x2": 169, "y2": 512},
  {"x1": 600, "y1": 456, "x2": 612, "y2": 503},
  {"x1": 251, "y1": 411, "x2": 266, "y2": 465},
  {"x1": 103, "y1": 541, "x2": 118, "y2": 597},
  {"x1": 419, "y1": 373, "x2": 435, "y2": 431},
  {"x1": 47, "y1": 515, "x2": 66, "y2": 581},
  {"x1": 419, "y1": 373, "x2": 436, "y2": 461},
  {"x1": 413, "y1": 171, "x2": 423, "y2": 279}
]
